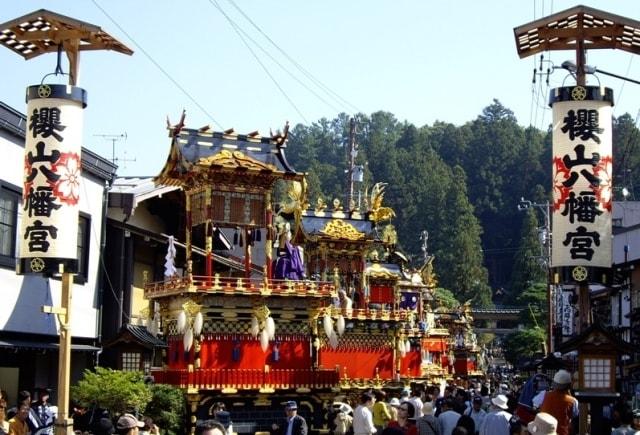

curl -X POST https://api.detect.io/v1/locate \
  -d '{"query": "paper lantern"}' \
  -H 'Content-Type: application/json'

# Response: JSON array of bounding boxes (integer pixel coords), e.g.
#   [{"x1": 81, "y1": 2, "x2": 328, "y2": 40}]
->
[
  {"x1": 260, "y1": 328, "x2": 270, "y2": 352},
  {"x1": 183, "y1": 327, "x2": 193, "y2": 352},
  {"x1": 250, "y1": 316, "x2": 260, "y2": 338},
  {"x1": 177, "y1": 311, "x2": 187, "y2": 333},
  {"x1": 193, "y1": 312, "x2": 204, "y2": 335},
  {"x1": 398, "y1": 339, "x2": 405, "y2": 354},
  {"x1": 336, "y1": 315, "x2": 345, "y2": 336},
  {"x1": 323, "y1": 313, "x2": 333, "y2": 338},
  {"x1": 266, "y1": 316, "x2": 276, "y2": 340}
]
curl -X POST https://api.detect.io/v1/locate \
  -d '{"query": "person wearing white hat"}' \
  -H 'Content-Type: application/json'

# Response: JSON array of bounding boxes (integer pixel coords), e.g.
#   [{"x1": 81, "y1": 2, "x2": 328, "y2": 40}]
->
[
  {"x1": 539, "y1": 370, "x2": 578, "y2": 435},
  {"x1": 527, "y1": 412, "x2": 558, "y2": 435},
  {"x1": 478, "y1": 394, "x2": 511, "y2": 435}
]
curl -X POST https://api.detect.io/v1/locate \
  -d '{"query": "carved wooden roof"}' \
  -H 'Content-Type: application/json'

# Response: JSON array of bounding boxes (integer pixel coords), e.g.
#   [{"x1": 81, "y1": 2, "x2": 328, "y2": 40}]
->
[
  {"x1": 0, "y1": 9, "x2": 133, "y2": 59},
  {"x1": 514, "y1": 5, "x2": 640, "y2": 58},
  {"x1": 155, "y1": 122, "x2": 303, "y2": 188}
]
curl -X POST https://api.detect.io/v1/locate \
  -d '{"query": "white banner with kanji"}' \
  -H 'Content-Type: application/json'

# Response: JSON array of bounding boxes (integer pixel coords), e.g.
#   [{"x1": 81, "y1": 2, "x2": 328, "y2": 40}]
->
[
  {"x1": 551, "y1": 98, "x2": 612, "y2": 268},
  {"x1": 19, "y1": 96, "x2": 82, "y2": 266}
]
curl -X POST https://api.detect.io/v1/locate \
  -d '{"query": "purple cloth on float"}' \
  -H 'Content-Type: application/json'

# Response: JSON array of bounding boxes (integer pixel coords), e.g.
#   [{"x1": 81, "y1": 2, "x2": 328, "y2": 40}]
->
[{"x1": 274, "y1": 241, "x2": 304, "y2": 280}]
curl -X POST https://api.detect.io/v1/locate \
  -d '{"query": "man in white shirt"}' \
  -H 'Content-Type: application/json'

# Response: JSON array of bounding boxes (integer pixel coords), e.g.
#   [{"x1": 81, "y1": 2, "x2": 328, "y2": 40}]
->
[
  {"x1": 409, "y1": 388, "x2": 424, "y2": 418},
  {"x1": 352, "y1": 392, "x2": 376, "y2": 435},
  {"x1": 478, "y1": 395, "x2": 511, "y2": 435}
]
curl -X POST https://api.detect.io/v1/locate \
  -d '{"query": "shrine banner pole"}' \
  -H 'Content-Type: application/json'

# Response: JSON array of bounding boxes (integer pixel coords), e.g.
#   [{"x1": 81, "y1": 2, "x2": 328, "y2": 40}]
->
[{"x1": 56, "y1": 271, "x2": 74, "y2": 435}]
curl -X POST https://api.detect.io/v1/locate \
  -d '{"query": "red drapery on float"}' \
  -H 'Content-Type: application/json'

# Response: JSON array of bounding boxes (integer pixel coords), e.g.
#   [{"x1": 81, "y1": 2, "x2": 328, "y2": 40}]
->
[
  {"x1": 369, "y1": 285, "x2": 394, "y2": 304},
  {"x1": 319, "y1": 346, "x2": 393, "y2": 379},
  {"x1": 422, "y1": 338, "x2": 447, "y2": 352},
  {"x1": 168, "y1": 334, "x2": 310, "y2": 370},
  {"x1": 399, "y1": 350, "x2": 421, "y2": 377}
]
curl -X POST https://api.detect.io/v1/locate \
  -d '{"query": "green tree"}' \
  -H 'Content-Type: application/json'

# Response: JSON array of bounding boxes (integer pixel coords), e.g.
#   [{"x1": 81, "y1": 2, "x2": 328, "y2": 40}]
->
[
  {"x1": 71, "y1": 367, "x2": 152, "y2": 416},
  {"x1": 508, "y1": 208, "x2": 546, "y2": 302},
  {"x1": 145, "y1": 384, "x2": 186, "y2": 435},
  {"x1": 433, "y1": 287, "x2": 460, "y2": 309},
  {"x1": 502, "y1": 327, "x2": 546, "y2": 365}
]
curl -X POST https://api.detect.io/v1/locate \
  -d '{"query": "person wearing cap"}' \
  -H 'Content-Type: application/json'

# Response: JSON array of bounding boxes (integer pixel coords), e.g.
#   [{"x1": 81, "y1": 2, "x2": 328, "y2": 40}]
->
[
  {"x1": 333, "y1": 403, "x2": 354, "y2": 435},
  {"x1": 388, "y1": 398, "x2": 401, "y2": 422},
  {"x1": 478, "y1": 394, "x2": 511, "y2": 435},
  {"x1": 462, "y1": 397, "x2": 486, "y2": 435},
  {"x1": 116, "y1": 413, "x2": 145, "y2": 435},
  {"x1": 272, "y1": 401, "x2": 307, "y2": 435},
  {"x1": 353, "y1": 392, "x2": 376, "y2": 435},
  {"x1": 526, "y1": 412, "x2": 557, "y2": 435},
  {"x1": 539, "y1": 370, "x2": 578, "y2": 435}
]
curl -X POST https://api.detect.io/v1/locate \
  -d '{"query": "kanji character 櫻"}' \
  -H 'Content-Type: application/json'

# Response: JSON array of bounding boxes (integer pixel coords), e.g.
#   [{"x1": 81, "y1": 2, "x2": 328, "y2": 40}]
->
[
  {"x1": 561, "y1": 109, "x2": 603, "y2": 143},
  {"x1": 29, "y1": 107, "x2": 66, "y2": 141}
]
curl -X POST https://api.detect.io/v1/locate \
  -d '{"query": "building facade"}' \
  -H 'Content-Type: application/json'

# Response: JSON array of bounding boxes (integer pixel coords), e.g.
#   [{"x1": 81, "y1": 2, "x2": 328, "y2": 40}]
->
[{"x1": 0, "y1": 101, "x2": 116, "y2": 404}]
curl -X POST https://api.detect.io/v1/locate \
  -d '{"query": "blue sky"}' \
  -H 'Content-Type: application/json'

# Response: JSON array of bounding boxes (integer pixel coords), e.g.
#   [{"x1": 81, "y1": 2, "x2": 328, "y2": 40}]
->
[{"x1": 2, "y1": 1, "x2": 640, "y2": 176}]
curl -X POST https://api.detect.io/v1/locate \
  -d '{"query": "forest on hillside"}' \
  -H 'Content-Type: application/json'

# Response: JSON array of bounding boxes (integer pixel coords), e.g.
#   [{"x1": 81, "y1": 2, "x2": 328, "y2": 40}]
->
[{"x1": 282, "y1": 100, "x2": 640, "y2": 308}]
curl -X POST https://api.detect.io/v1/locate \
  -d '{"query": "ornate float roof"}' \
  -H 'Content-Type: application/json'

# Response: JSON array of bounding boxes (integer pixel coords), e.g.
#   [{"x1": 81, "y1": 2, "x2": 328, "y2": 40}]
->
[
  {"x1": 365, "y1": 262, "x2": 402, "y2": 280},
  {"x1": 299, "y1": 209, "x2": 374, "y2": 242},
  {"x1": 155, "y1": 116, "x2": 303, "y2": 188}
]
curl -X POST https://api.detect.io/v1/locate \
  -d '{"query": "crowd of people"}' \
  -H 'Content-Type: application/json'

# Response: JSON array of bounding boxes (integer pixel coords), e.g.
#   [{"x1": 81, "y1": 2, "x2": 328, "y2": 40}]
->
[{"x1": 322, "y1": 370, "x2": 640, "y2": 435}]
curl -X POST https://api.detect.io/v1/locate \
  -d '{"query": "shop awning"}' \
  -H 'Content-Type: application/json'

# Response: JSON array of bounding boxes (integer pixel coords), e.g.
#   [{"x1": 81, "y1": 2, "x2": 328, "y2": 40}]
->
[{"x1": 0, "y1": 339, "x2": 99, "y2": 352}]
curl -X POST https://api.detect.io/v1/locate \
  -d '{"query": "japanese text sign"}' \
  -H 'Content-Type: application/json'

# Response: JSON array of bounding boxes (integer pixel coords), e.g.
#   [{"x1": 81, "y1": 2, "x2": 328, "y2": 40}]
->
[
  {"x1": 551, "y1": 86, "x2": 612, "y2": 269},
  {"x1": 18, "y1": 84, "x2": 86, "y2": 275}
]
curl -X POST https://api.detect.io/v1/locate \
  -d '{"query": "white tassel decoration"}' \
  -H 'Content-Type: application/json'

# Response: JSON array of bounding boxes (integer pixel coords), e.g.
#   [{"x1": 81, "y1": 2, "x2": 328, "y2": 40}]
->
[
  {"x1": 336, "y1": 315, "x2": 345, "y2": 336},
  {"x1": 193, "y1": 312, "x2": 204, "y2": 336},
  {"x1": 323, "y1": 313, "x2": 333, "y2": 338},
  {"x1": 183, "y1": 327, "x2": 193, "y2": 352},
  {"x1": 266, "y1": 316, "x2": 276, "y2": 340},
  {"x1": 177, "y1": 311, "x2": 187, "y2": 334},
  {"x1": 329, "y1": 330, "x2": 339, "y2": 349},
  {"x1": 250, "y1": 316, "x2": 260, "y2": 338},
  {"x1": 260, "y1": 328, "x2": 269, "y2": 352}
]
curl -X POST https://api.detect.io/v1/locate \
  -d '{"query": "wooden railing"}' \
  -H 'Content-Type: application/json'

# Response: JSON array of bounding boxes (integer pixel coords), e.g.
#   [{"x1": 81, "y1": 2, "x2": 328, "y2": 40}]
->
[
  {"x1": 144, "y1": 275, "x2": 334, "y2": 298},
  {"x1": 151, "y1": 368, "x2": 340, "y2": 390}
]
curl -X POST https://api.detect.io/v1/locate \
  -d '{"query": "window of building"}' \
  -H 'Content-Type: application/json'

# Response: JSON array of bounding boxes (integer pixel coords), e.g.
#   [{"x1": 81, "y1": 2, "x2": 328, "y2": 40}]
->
[
  {"x1": 76, "y1": 213, "x2": 91, "y2": 282},
  {"x1": 0, "y1": 183, "x2": 20, "y2": 269},
  {"x1": 582, "y1": 357, "x2": 612, "y2": 389},
  {"x1": 121, "y1": 351, "x2": 141, "y2": 371}
]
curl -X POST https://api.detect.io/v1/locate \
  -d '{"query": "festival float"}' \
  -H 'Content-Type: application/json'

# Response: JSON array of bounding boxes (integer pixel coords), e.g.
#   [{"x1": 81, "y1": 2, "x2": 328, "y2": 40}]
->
[{"x1": 143, "y1": 114, "x2": 481, "y2": 433}]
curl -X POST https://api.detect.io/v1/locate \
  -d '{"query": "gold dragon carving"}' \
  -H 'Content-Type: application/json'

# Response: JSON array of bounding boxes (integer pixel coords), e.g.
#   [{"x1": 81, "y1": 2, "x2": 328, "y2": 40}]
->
[
  {"x1": 369, "y1": 182, "x2": 396, "y2": 223},
  {"x1": 196, "y1": 150, "x2": 277, "y2": 172},
  {"x1": 320, "y1": 219, "x2": 365, "y2": 240}
]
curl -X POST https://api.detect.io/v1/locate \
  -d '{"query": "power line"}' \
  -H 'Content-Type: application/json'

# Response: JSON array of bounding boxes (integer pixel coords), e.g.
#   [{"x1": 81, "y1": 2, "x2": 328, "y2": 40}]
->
[
  {"x1": 224, "y1": 0, "x2": 362, "y2": 114},
  {"x1": 208, "y1": 0, "x2": 309, "y2": 124},
  {"x1": 207, "y1": 0, "x2": 342, "y2": 114},
  {"x1": 90, "y1": 0, "x2": 225, "y2": 130}
]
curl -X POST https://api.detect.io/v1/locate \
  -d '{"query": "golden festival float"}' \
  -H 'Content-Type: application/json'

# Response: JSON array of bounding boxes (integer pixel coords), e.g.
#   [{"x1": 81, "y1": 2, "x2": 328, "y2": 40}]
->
[{"x1": 142, "y1": 113, "x2": 484, "y2": 433}]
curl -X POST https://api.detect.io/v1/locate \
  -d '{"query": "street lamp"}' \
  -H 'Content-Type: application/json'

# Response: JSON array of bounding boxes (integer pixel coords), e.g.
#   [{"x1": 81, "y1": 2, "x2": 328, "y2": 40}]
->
[{"x1": 517, "y1": 197, "x2": 554, "y2": 353}]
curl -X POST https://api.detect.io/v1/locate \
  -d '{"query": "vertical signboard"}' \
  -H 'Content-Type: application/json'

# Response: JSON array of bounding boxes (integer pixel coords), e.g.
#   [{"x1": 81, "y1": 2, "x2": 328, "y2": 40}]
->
[
  {"x1": 550, "y1": 86, "x2": 613, "y2": 269},
  {"x1": 18, "y1": 84, "x2": 87, "y2": 275}
]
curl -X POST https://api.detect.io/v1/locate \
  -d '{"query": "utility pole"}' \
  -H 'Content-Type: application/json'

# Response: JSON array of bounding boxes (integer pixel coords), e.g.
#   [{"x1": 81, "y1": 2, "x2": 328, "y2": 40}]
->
[{"x1": 346, "y1": 117, "x2": 356, "y2": 210}]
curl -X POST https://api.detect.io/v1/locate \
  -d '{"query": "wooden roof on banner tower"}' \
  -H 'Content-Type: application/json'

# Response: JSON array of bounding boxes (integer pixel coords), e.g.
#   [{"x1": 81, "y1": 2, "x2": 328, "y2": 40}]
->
[
  {"x1": 0, "y1": 9, "x2": 133, "y2": 59},
  {"x1": 514, "y1": 5, "x2": 640, "y2": 58},
  {"x1": 155, "y1": 115, "x2": 304, "y2": 189}
]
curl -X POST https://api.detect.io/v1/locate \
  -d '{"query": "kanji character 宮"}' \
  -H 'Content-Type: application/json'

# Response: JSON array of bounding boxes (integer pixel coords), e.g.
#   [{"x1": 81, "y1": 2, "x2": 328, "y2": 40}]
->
[
  {"x1": 562, "y1": 226, "x2": 600, "y2": 261},
  {"x1": 23, "y1": 220, "x2": 58, "y2": 253}
]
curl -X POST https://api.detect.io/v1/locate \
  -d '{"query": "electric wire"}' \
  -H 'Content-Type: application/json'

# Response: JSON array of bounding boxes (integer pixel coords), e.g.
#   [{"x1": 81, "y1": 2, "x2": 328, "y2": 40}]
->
[
  {"x1": 205, "y1": 0, "x2": 342, "y2": 114},
  {"x1": 90, "y1": 0, "x2": 225, "y2": 130},
  {"x1": 612, "y1": 54, "x2": 635, "y2": 117},
  {"x1": 208, "y1": 0, "x2": 309, "y2": 124},
  {"x1": 223, "y1": 0, "x2": 362, "y2": 114}
]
